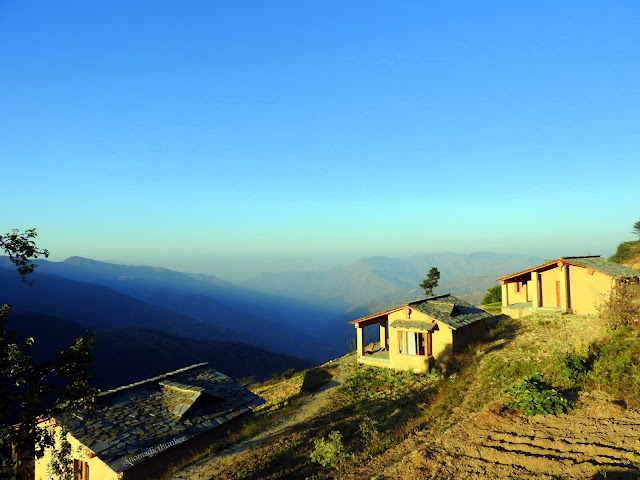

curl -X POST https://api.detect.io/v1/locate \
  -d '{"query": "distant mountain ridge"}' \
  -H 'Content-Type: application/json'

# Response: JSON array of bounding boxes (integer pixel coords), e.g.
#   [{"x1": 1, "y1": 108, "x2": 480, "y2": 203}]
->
[
  {"x1": 1, "y1": 255, "x2": 349, "y2": 358},
  {"x1": 6, "y1": 312, "x2": 314, "y2": 389},
  {"x1": 0, "y1": 250, "x2": 544, "y2": 367},
  {"x1": 239, "y1": 252, "x2": 544, "y2": 312}
]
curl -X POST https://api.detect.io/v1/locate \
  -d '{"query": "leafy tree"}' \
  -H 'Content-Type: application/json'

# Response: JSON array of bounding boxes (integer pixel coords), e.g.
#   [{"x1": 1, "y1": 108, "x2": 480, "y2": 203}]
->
[
  {"x1": 633, "y1": 218, "x2": 640, "y2": 239},
  {"x1": 0, "y1": 229, "x2": 95, "y2": 478},
  {"x1": 482, "y1": 285, "x2": 502, "y2": 305},
  {"x1": 0, "y1": 229, "x2": 49, "y2": 284},
  {"x1": 420, "y1": 267, "x2": 441, "y2": 296}
]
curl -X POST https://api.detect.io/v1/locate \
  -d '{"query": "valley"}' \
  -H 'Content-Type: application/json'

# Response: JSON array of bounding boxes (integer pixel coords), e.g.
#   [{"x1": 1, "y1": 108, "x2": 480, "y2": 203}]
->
[{"x1": 0, "y1": 250, "x2": 542, "y2": 387}]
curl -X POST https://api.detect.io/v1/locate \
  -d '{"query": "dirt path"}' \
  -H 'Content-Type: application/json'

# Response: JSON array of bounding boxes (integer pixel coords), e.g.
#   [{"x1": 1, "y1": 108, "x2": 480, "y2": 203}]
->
[
  {"x1": 171, "y1": 355, "x2": 354, "y2": 480},
  {"x1": 375, "y1": 392, "x2": 640, "y2": 480}
]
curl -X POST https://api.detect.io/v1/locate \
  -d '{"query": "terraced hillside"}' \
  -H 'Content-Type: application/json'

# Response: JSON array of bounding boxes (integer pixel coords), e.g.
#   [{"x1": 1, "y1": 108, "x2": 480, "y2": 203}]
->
[
  {"x1": 170, "y1": 311, "x2": 640, "y2": 480},
  {"x1": 381, "y1": 393, "x2": 640, "y2": 479}
]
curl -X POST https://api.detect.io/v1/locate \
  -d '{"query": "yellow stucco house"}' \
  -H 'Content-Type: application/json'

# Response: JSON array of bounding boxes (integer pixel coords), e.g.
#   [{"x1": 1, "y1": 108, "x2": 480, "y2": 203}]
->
[
  {"x1": 34, "y1": 363, "x2": 264, "y2": 480},
  {"x1": 498, "y1": 255, "x2": 640, "y2": 318},
  {"x1": 350, "y1": 294, "x2": 490, "y2": 373}
]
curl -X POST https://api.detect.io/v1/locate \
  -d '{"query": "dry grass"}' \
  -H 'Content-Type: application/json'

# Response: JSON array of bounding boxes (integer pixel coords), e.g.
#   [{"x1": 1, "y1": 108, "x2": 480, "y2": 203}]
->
[
  {"x1": 173, "y1": 312, "x2": 619, "y2": 480},
  {"x1": 460, "y1": 313, "x2": 604, "y2": 413},
  {"x1": 250, "y1": 373, "x2": 305, "y2": 414}
]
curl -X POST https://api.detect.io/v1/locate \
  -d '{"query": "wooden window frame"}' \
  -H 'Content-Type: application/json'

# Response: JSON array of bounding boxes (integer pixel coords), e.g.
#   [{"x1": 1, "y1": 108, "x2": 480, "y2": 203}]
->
[
  {"x1": 397, "y1": 330, "x2": 432, "y2": 357},
  {"x1": 74, "y1": 459, "x2": 89, "y2": 480}
]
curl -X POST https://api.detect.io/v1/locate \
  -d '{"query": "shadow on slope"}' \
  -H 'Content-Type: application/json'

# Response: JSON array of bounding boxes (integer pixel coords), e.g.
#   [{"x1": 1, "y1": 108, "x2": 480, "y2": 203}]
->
[{"x1": 6, "y1": 312, "x2": 315, "y2": 390}]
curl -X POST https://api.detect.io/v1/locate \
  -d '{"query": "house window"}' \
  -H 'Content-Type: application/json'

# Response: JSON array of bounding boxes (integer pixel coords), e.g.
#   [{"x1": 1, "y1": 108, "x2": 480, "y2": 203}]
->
[
  {"x1": 515, "y1": 282, "x2": 521, "y2": 293},
  {"x1": 74, "y1": 459, "x2": 89, "y2": 480},
  {"x1": 398, "y1": 331, "x2": 431, "y2": 356}
]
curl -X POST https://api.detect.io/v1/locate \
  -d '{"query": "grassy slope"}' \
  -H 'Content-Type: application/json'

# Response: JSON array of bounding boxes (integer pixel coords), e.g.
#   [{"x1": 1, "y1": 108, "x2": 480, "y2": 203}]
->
[
  {"x1": 609, "y1": 239, "x2": 640, "y2": 267},
  {"x1": 187, "y1": 309, "x2": 640, "y2": 480}
]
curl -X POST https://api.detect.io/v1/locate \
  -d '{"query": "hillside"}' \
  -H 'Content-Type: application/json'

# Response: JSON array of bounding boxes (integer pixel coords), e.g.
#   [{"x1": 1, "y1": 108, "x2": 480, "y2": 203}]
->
[
  {"x1": 0, "y1": 252, "x2": 543, "y2": 364},
  {"x1": 168, "y1": 312, "x2": 640, "y2": 479},
  {"x1": 0, "y1": 265, "x2": 326, "y2": 361},
  {"x1": 610, "y1": 240, "x2": 640, "y2": 270},
  {"x1": 6, "y1": 312, "x2": 314, "y2": 389}
]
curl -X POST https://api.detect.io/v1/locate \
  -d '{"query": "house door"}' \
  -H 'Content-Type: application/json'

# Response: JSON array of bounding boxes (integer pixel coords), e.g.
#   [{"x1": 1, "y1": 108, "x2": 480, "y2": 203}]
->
[{"x1": 555, "y1": 281, "x2": 561, "y2": 308}]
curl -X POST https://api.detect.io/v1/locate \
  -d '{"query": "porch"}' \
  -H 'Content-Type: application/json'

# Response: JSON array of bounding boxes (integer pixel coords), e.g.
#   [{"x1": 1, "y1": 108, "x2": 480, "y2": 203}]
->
[
  {"x1": 357, "y1": 342, "x2": 391, "y2": 367},
  {"x1": 501, "y1": 301, "x2": 565, "y2": 318},
  {"x1": 350, "y1": 307, "x2": 401, "y2": 360}
]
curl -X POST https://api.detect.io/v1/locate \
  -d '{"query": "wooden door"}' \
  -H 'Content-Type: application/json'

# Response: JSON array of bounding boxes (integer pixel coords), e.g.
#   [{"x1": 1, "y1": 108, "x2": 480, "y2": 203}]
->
[{"x1": 555, "y1": 281, "x2": 561, "y2": 307}]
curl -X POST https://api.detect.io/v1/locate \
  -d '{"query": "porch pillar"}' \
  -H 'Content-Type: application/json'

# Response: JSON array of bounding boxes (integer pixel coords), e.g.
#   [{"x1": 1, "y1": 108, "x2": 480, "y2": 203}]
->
[
  {"x1": 501, "y1": 283, "x2": 508, "y2": 306},
  {"x1": 356, "y1": 327, "x2": 365, "y2": 356},
  {"x1": 560, "y1": 265, "x2": 569, "y2": 312},
  {"x1": 531, "y1": 272, "x2": 540, "y2": 309},
  {"x1": 379, "y1": 322, "x2": 387, "y2": 349}
]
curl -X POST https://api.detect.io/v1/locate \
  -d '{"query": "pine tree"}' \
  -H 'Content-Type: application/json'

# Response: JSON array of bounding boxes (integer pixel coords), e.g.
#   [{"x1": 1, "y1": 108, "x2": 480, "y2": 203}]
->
[{"x1": 420, "y1": 267, "x2": 441, "y2": 296}]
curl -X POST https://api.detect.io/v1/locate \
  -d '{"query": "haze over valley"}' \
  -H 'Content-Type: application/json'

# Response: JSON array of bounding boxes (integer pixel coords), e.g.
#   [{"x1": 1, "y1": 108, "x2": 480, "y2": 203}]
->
[{"x1": 1, "y1": 250, "x2": 544, "y2": 387}]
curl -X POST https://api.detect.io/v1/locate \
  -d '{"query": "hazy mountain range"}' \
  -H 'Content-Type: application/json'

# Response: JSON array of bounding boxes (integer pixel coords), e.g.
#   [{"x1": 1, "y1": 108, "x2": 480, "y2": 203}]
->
[
  {"x1": 0, "y1": 251, "x2": 541, "y2": 387},
  {"x1": 239, "y1": 252, "x2": 543, "y2": 311},
  {"x1": 6, "y1": 312, "x2": 313, "y2": 389}
]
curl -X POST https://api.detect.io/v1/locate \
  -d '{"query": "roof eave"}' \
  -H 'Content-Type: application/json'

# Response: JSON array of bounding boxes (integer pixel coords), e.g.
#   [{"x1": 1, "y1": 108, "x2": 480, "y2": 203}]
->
[{"x1": 349, "y1": 306, "x2": 405, "y2": 325}]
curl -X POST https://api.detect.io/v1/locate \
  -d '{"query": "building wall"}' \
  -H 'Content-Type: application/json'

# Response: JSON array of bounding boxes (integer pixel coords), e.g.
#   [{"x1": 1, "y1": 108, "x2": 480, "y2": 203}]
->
[
  {"x1": 122, "y1": 414, "x2": 249, "y2": 480},
  {"x1": 387, "y1": 310, "x2": 429, "y2": 373},
  {"x1": 387, "y1": 332, "x2": 433, "y2": 373},
  {"x1": 506, "y1": 281, "x2": 528, "y2": 304},
  {"x1": 452, "y1": 320, "x2": 486, "y2": 353},
  {"x1": 35, "y1": 420, "x2": 120, "y2": 480},
  {"x1": 539, "y1": 267, "x2": 560, "y2": 308},
  {"x1": 35, "y1": 413, "x2": 251, "y2": 480},
  {"x1": 568, "y1": 267, "x2": 614, "y2": 315},
  {"x1": 526, "y1": 279, "x2": 534, "y2": 302},
  {"x1": 431, "y1": 320, "x2": 454, "y2": 361},
  {"x1": 387, "y1": 310, "x2": 452, "y2": 373}
]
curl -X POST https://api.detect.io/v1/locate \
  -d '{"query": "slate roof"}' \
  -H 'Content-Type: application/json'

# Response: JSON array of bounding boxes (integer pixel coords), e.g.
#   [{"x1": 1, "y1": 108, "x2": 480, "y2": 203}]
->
[
  {"x1": 56, "y1": 363, "x2": 264, "y2": 473},
  {"x1": 561, "y1": 256, "x2": 640, "y2": 278},
  {"x1": 406, "y1": 294, "x2": 491, "y2": 329},
  {"x1": 499, "y1": 256, "x2": 640, "y2": 280},
  {"x1": 389, "y1": 319, "x2": 439, "y2": 331}
]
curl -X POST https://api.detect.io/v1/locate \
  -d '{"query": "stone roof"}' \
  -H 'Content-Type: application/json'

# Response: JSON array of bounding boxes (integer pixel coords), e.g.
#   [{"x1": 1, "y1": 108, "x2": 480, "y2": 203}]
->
[
  {"x1": 499, "y1": 256, "x2": 640, "y2": 280},
  {"x1": 389, "y1": 319, "x2": 439, "y2": 331},
  {"x1": 561, "y1": 256, "x2": 640, "y2": 278},
  {"x1": 56, "y1": 363, "x2": 264, "y2": 473},
  {"x1": 406, "y1": 294, "x2": 491, "y2": 329}
]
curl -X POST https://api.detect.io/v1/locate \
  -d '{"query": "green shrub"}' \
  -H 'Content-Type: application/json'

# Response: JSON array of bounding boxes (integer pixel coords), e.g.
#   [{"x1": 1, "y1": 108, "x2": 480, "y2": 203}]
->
[
  {"x1": 359, "y1": 415, "x2": 380, "y2": 445},
  {"x1": 341, "y1": 365, "x2": 439, "y2": 402},
  {"x1": 506, "y1": 374, "x2": 575, "y2": 416},
  {"x1": 586, "y1": 329, "x2": 640, "y2": 407},
  {"x1": 609, "y1": 241, "x2": 639, "y2": 263},
  {"x1": 310, "y1": 430, "x2": 347, "y2": 469},
  {"x1": 281, "y1": 368, "x2": 297, "y2": 379},
  {"x1": 482, "y1": 285, "x2": 502, "y2": 305},
  {"x1": 551, "y1": 349, "x2": 592, "y2": 388}
]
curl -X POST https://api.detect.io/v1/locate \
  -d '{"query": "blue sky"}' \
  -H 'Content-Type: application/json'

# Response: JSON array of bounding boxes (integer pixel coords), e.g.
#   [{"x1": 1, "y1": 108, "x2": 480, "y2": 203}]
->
[{"x1": 1, "y1": 1, "x2": 638, "y2": 278}]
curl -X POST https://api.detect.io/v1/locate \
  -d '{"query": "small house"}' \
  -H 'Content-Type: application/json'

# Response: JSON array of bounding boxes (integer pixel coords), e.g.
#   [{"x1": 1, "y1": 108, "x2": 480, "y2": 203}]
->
[
  {"x1": 498, "y1": 256, "x2": 640, "y2": 318},
  {"x1": 350, "y1": 294, "x2": 490, "y2": 373},
  {"x1": 35, "y1": 363, "x2": 264, "y2": 480}
]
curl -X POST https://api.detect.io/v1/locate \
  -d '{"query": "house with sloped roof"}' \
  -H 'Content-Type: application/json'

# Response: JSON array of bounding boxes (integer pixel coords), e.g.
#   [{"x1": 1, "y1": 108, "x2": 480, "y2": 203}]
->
[
  {"x1": 34, "y1": 363, "x2": 264, "y2": 480},
  {"x1": 498, "y1": 255, "x2": 640, "y2": 318},
  {"x1": 350, "y1": 294, "x2": 490, "y2": 373}
]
